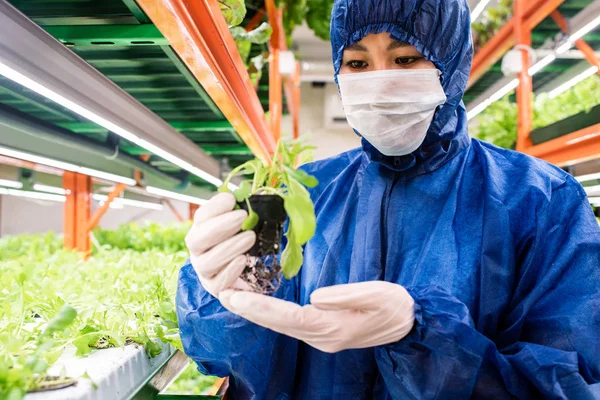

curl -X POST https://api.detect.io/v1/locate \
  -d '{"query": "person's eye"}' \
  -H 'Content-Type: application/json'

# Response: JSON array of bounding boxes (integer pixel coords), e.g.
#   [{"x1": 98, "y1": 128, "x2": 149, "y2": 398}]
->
[
  {"x1": 345, "y1": 60, "x2": 368, "y2": 70},
  {"x1": 395, "y1": 57, "x2": 420, "y2": 66}
]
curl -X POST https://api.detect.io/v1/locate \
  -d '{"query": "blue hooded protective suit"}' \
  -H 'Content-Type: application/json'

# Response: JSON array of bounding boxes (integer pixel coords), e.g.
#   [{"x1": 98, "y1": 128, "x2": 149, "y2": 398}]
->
[{"x1": 177, "y1": 0, "x2": 600, "y2": 398}]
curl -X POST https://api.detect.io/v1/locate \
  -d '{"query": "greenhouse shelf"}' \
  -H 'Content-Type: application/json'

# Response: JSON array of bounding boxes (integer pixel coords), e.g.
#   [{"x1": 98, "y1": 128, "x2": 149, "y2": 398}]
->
[
  {"x1": 530, "y1": 104, "x2": 600, "y2": 145},
  {"x1": 24, "y1": 343, "x2": 202, "y2": 400}
]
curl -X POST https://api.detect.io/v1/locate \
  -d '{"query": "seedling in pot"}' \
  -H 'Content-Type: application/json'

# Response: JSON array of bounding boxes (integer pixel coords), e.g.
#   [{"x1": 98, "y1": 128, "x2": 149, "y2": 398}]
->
[{"x1": 219, "y1": 139, "x2": 318, "y2": 294}]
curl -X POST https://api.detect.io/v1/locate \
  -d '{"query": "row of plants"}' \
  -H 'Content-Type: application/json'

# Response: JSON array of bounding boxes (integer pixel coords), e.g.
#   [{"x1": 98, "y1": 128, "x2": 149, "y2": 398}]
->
[
  {"x1": 0, "y1": 223, "x2": 217, "y2": 399},
  {"x1": 471, "y1": 0, "x2": 514, "y2": 52},
  {"x1": 471, "y1": 74, "x2": 600, "y2": 150}
]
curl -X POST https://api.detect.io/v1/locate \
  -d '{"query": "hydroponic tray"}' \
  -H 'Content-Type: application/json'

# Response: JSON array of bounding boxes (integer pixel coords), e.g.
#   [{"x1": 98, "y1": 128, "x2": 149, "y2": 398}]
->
[
  {"x1": 25, "y1": 343, "x2": 184, "y2": 400},
  {"x1": 530, "y1": 104, "x2": 600, "y2": 145}
]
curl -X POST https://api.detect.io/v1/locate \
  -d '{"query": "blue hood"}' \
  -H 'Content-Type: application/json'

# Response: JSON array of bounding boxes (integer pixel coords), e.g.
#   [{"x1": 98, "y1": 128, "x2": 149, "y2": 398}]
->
[{"x1": 331, "y1": 0, "x2": 474, "y2": 176}]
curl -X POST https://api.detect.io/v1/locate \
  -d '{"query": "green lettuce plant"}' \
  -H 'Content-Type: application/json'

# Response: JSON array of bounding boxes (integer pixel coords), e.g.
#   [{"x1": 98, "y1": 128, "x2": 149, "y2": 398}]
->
[{"x1": 220, "y1": 139, "x2": 318, "y2": 279}]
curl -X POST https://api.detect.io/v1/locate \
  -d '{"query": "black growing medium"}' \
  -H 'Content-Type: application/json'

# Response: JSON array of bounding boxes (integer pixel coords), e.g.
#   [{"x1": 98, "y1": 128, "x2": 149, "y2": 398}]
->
[{"x1": 238, "y1": 195, "x2": 287, "y2": 294}]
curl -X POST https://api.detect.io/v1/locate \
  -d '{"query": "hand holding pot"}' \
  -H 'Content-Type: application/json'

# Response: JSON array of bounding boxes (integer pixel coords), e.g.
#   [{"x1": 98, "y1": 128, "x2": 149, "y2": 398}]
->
[
  {"x1": 185, "y1": 193, "x2": 255, "y2": 297},
  {"x1": 219, "y1": 281, "x2": 415, "y2": 353}
]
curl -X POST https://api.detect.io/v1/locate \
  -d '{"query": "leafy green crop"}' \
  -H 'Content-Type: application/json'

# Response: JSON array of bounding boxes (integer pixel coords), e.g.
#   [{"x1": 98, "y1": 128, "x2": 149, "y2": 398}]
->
[
  {"x1": 163, "y1": 360, "x2": 218, "y2": 395},
  {"x1": 472, "y1": 0, "x2": 513, "y2": 52},
  {"x1": 92, "y1": 222, "x2": 191, "y2": 254},
  {"x1": 220, "y1": 139, "x2": 318, "y2": 279},
  {"x1": 472, "y1": 75, "x2": 600, "y2": 149},
  {"x1": 0, "y1": 223, "x2": 193, "y2": 398}
]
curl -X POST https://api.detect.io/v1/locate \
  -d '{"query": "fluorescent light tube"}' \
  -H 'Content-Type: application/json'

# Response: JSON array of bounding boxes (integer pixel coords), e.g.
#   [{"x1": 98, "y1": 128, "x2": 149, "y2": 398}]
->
[
  {"x1": 0, "y1": 146, "x2": 135, "y2": 186},
  {"x1": 570, "y1": 15, "x2": 600, "y2": 42},
  {"x1": 0, "y1": 178, "x2": 23, "y2": 189},
  {"x1": 589, "y1": 196, "x2": 600, "y2": 205},
  {"x1": 529, "y1": 55, "x2": 556, "y2": 76},
  {"x1": 0, "y1": 188, "x2": 66, "y2": 202},
  {"x1": 584, "y1": 185, "x2": 600, "y2": 195},
  {"x1": 556, "y1": 41, "x2": 573, "y2": 55},
  {"x1": 33, "y1": 184, "x2": 68, "y2": 195},
  {"x1": 146, "y1": 186, "x2": 208, "y2": 205},
  {"x1": 0, "y1": 61, "x2": 223, "y2": 187},
  {"x1": 78, "y1": 168, "x2": 136, "y2": 186},
  {"x1": 471, "y1": 0, "x2": 492, "y2": 22},
  {"x1": 549, "y1": 66, "x2": 599, "y2": 99},
  {"x1": 467, "y1": 79, "x2": 519, "y2": 121},
  {"x1": 92, "y1": 194, "x2": 164, "y2": 211},
  {"x1": 576, "y1": 173, "x2": 600, "y2": 183}
]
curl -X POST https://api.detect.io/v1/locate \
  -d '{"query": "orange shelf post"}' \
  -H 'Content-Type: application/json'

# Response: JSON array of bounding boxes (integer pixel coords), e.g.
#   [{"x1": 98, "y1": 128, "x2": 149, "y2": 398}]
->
[
  {"x1": 75, "y1": 173, "x2": 92, "y2": 255},
  {"x1": 469, "y1": 0, "x2": 567, "y2": 89},
  {"x1": 63, "y1": 172, "x2": 76, "y2": 250},
  {"x1": 136, "y1": 0, "x2": 276, "y2": 163},
  {"x1": 515, "y1": 0, "x2": 533, "y2": 152},
  {"x1": 292, "y1": 61, "x2": 301, "y2": 139}
]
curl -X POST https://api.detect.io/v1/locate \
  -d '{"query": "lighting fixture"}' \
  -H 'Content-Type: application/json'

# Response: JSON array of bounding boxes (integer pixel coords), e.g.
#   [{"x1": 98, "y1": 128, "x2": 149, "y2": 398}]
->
[
  {"x1": 92, "y1": 194, "x2": 165, "y2": 211},
  {"x1": 33, "y1": 184, "x2": 68, "y2": 195},
  {"x1": 0, "y1": 146, "x2": 136, "y2": 186},
  {"x1": 549, "y1": 66, "x2": 599, "y2": 99},
  {"x1": 471, "y1": 0, "x2": 492, "y2": 22},
  {"x1": 556, "y1": 41, "x2": 574, "y2": 55},
  {"x1": 584, "y1": 185, "x2": 600, "y2": 195},
  {"x1": 146, "y1": 186, "x2": 208, "y2": 205},
  {"x1": 570, "y1": 15, "x2": 600, "y2": 42},
  {"x1": 467, "y1": 79, "x2": 519, "y2": 120},
  {"x1": 0, "y1": 178, "x2": 23, "y2": 189},
  {"x1": 0, "y1": 61, "x2": 223, "y2": 187},
  {"x1": 589, "y1": 196, "x2": 600, "y2": 205},
  {"x1": 528, "y1": 55, "x2": 556, "y2": 76},
  {"x1": 0, "y1": 188, "x2": 66, "y2": 202},
  {"x1": 576, "y1": 173, "x2": 600, "y2": 183}
]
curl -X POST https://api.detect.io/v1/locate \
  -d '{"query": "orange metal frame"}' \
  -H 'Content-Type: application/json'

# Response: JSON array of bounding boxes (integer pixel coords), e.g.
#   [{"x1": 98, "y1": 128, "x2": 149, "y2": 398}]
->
[
  {"x1": 64, "y1": 171, "x2": 92, "y2": 255},
  {"x1": 266, "y1": 0, "x2": 301, "y2": 141},
  {"x1": 136, "y1": 0, "x2": 276, "y2": 163},
  {"x1": 189, "y1": 203, "x2": 199, "y2": 221},
  {"x1": 551, "y1": 11, "x2": 600, "y2": 75},
  {"x1": 468, "y1": 0, "x2": 567, "y2": 88},
  {"x1": 87, "y1": 183, "x2": 126, "y2": 232},
  {"x1": 165, "y1": 199, "x2": 184, "y2": 222},
  {"x1": 473, "y1": 0, "x2": 600, "y2": 165}
]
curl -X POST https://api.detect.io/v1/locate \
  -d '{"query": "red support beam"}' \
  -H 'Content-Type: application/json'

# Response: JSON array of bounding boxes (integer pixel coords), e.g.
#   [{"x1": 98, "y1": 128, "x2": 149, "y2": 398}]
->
[
  {"x1": 515, "y1": 0, "x2": 533, "y2": 151},
  {"x1": 245, "y1": 9, "x2": 265, "y2": 32},
  {"x1": 87, "y1": 183, "x2": 126, "y2": 231},
  {"x1": 469, "y1": 0, "x2": 567, "y2": 89},
  {"x1": 525, "y1": 123, "x2": 600, "y2": 166},
  {"x1": 551, "y1": 10, "x2": 600, "y2": 75},
  {"x1": 75, "y1": 173, "x2": 91, "y2": 255},
  {"x1": 136, "y1": 0, "x2": 276, "y2": 163}
]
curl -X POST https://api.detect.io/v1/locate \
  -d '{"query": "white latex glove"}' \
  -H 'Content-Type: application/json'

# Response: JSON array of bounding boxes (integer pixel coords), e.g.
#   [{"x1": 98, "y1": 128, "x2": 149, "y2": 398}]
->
[
  {"x1": 185, "y1": 192, "x2": 255, "y2": 297},
  {"x1": 219, "y1": 281, "x2": 415, "y2": 353}
]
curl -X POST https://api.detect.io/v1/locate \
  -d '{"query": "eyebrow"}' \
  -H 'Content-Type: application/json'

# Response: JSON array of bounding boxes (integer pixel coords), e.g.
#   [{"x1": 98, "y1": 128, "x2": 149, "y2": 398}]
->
[
  {"x1": 387, "y1": 40, "x2": 411, "y2": 51},
  {"x1": 345, "y1": 40, "x2": 412, "y2": 53},
  {"x1": 345, "y1": 42, "x2": 368, "y2": 52}
]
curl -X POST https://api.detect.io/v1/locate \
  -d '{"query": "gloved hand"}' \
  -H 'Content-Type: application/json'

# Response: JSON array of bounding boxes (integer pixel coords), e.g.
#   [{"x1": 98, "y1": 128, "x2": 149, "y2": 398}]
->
[
  {"x1": 219, "y1": 281, "x2": 415, "y2": 353},
  {"x1": 185, "y1": 192, "x2": 255, "y2": 297}
]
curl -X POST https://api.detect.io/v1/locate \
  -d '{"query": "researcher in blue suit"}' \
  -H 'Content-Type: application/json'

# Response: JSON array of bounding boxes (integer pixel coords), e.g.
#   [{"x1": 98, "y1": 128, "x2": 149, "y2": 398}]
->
[{"x1": 178, "y1": 0, "x2": 600, "y2": 398}]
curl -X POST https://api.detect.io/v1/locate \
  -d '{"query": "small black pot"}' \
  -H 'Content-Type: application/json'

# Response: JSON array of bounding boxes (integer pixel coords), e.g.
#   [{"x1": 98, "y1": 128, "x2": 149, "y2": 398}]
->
[
  {"x1": 238, "y1": 195, "x2": 287, "y2": 294},
  {"x1": 238, "y1": 195, "x2": 287, "y2": 257}
]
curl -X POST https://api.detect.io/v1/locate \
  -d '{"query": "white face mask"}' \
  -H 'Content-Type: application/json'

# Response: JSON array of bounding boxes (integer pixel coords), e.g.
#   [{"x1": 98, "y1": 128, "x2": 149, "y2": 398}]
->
[{"x1": 338, "y1": 69, "x2": 447, "y2": 157}]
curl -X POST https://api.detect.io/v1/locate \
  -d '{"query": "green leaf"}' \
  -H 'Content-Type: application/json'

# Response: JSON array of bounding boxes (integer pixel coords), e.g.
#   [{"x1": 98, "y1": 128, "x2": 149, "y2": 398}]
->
[
  {"x1": 281, "y1": 233, "x2": 303, "y2": 279},
  {"x1": 246, "y1": 22, "x2": 273, "y2": 44},
  {"x1": 218, "y1": 0, "x2": 246, "y2": 27},
  {"x1": 283, "y1": 179, "x2": 316, "y2": 245},
  {"x1": 42, "y1": 305, "x2": 77, "y2": 337},
  {"x1": 234, "y1": 181, "x2": 252, "y2": 202},
  {"x1": 242, "y1": 210, "x2": 259, "y2": 231},
  {"x1": 286, "y1": 167, "x2": 319, "y2": 188}
]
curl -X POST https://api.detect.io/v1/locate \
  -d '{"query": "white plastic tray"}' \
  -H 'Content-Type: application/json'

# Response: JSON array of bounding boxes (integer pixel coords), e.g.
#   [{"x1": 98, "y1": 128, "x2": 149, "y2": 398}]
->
[{"x1": 25, "y1": 343, "x2": 175, "y2": 400}]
